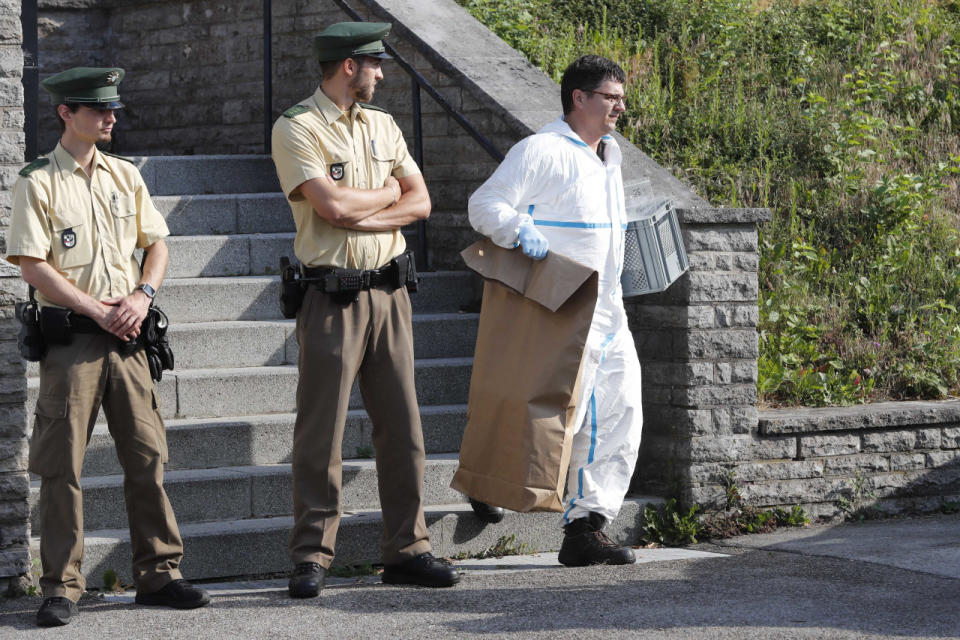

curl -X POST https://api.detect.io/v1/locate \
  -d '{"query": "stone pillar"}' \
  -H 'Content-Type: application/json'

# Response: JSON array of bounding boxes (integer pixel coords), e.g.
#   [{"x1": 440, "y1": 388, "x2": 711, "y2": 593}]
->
[
  {"x1": 0, "y1": 0, "x2": 30, "y2": 594},
  {"x1": 630, "y1": 207, "x2": 773, "y2": 506}
]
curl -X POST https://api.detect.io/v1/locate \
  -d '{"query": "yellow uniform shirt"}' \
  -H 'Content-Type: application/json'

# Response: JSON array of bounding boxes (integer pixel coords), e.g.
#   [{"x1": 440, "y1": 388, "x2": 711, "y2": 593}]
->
[
  {"x1": 5, "y1": 143, "x2": 169, "y2": 307},
  {"x1": 271, "y1": 88, "x2": 420, "y2": 270}
]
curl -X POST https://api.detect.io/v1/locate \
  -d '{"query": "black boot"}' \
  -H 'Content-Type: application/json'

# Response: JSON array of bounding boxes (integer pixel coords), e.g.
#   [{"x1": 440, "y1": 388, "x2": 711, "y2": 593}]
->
[
  {"x1": 469, "y1": 498, "x2": 505, "y2": 524},
  {"x1": 36, "y1": 597, "x2": 77, "y2": 627},
  {"x1": 558, "y1": 512, "x2": 636, "y2": 567},
  {"x1": 288, "y1": 562, "x2": 326, "y2": 598},
  {"x1": 382, "y1": 552, "x2": 460, "y2": 587}
]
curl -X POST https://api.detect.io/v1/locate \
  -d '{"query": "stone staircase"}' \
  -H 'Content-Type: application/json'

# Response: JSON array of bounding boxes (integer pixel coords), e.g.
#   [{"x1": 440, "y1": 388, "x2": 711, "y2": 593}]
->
[{"x1": 27, "y1": 155, "x2": 661, "y2": 585}]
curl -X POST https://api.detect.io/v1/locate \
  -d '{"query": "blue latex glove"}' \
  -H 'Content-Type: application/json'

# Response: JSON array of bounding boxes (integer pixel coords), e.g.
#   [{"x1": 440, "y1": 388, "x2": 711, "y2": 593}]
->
[{"x1": 518, "y1": 222, "x2": 549, "y2": 260}]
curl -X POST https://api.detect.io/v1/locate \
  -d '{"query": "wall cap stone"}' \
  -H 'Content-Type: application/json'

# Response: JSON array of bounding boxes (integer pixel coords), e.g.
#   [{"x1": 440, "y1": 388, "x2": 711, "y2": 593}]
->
[
  {"x1": 760, "y1": 399, "x2": 960, "y2": 435},
  {"x1": 677, "y1": 207, "x2": 773, "y2": 225}
]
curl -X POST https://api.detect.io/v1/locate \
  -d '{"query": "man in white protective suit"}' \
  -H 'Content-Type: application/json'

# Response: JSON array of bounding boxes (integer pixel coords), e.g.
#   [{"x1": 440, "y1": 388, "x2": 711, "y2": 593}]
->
[{"x1": 467, "y1": 55, "x2": 641, "y2": 567}]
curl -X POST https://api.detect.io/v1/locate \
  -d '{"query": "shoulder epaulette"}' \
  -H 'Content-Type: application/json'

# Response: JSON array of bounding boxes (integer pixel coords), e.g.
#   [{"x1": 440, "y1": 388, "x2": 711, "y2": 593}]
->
[
  {"x1": 358, "y1": 102, "x2": 389, "y2": 114},
  {"x1": 19, "y1": 157, "x2": 49, "y2": 177},
  {"x1": 282, "y1": 104, "x2": 310, "y2": 118},
  {"x1": 101, "y1": 150, "x2": 134, "y2": 164}
]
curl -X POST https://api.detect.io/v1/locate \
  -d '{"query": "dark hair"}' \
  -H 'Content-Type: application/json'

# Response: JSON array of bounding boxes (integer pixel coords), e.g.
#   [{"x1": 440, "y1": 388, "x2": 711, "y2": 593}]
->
[
  {"x1": 54, "y1": 103, "x2": 80, "y2": 133},
  {"x1": 560, "y1": 55, "x2": 626, "y2": 115},
  {"x1": 319, "y1": 55, "x2": 370, "y2": 81}
]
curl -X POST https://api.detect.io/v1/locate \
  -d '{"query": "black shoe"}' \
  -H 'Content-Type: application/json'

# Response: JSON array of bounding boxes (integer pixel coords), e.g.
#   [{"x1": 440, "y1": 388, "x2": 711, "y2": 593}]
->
[
  {"x1": 558, "y1": 513, "x2": 637, "y2": 567},
  {"x1": 288, "y1": 562, "x2": 326, "y2": 598},
  {"x1": 469, "y1": 498, "x2": 505, "y2": 524},
  {"x1": 135, "y1": 579, "x2": 211, "y2": 609},
  {"x1": 382, "y1": 552, "x2": 460, "y2": 587},
  {"x1": 36, "y1": 596, "x2": 77, "y2": 627}
]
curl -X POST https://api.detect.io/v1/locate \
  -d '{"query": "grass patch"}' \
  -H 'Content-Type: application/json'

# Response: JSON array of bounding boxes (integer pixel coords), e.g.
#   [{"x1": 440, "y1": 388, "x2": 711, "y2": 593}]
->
[{"x1": 452, "y1": 534, "x2": 533, "y2": 559}]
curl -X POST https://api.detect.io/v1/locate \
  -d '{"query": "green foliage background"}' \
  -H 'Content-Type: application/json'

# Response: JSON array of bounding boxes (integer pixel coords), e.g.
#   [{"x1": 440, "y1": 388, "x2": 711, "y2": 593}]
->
[{"x1": 457, "y1": 0, "x2": 960, "y2": 406}]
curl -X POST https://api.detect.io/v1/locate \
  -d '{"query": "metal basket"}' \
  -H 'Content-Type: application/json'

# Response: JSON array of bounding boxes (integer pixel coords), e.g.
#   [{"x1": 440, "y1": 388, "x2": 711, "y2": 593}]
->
[{"x1": 621, "y1": 198, "x2": 688, "y2": 298}]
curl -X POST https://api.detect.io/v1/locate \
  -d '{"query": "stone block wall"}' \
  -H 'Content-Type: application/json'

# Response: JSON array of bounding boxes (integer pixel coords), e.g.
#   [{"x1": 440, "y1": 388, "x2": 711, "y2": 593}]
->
[
  {"x1": 746, "y1": 401, "x2": 960, "y2": 519},
  {"x1": 0, "y1": 0, "x2": 29, "y2": 592},
  {"x1": 630, "y1": 207, "x2": 769, "y2": 498}
]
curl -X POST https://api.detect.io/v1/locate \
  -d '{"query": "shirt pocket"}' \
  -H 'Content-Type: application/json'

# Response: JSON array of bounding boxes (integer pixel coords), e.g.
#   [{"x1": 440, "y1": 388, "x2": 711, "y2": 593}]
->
[
  {"x1": 370, "y1": 146, "x2": 396, "y2": 189},
  {"x1": 111, "y1": 193, "x2": 139, "y2": 257},
  {"x1": 49, "y1": 209, "x2": 94, "y2": 271}
]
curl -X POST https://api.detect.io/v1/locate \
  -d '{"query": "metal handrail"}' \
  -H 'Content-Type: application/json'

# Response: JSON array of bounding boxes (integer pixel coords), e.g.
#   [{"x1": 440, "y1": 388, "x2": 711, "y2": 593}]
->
[{"x1": 330, "y1": 0, "x2": 505, "y2": 163}]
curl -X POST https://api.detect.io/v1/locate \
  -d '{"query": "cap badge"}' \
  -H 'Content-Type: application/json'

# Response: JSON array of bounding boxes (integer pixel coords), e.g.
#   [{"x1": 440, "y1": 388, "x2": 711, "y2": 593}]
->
[
  {"x1": 106, "y1": 71, "x2": 120, "y2": 84},
  {"x1": 61, "y1": 228, "x2": 77, "y2": 249}
]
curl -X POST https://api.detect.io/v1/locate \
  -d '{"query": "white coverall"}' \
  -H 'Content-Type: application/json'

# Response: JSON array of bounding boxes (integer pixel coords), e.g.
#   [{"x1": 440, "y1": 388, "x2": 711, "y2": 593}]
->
[{"x1": 468, "y1": 117, "x2": 643, "y2": 524}]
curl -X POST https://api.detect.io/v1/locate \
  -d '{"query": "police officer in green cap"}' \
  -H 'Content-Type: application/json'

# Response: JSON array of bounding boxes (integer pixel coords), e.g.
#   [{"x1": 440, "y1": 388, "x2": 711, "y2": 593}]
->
[
  {"x1": 7, "y1": 67, "x2": 210, "y2": 626},
  {"x1": 271, "y1": 23, "x2": 459, "y2": 598}
]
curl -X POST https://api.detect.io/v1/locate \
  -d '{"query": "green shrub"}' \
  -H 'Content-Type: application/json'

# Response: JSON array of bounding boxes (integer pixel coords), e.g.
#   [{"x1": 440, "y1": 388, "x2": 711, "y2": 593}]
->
[{"x1": 458, "y1": 0, "x2": 960, "y2": 406}]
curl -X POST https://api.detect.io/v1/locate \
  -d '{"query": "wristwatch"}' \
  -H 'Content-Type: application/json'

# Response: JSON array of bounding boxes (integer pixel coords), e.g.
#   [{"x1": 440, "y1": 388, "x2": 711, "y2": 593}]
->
[{"x1": 136, "y1": 283, "x2": 157, "y2": 299}]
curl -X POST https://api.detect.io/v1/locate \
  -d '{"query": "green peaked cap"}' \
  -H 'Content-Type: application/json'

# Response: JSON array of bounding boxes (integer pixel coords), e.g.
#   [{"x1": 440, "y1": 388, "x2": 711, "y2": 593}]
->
[
  {"x1": 41, "y1": 67, "x2": 125, "y2": 108},
  {"x1": 313, "y1": 22, "x2": 392, "y2": 63}
]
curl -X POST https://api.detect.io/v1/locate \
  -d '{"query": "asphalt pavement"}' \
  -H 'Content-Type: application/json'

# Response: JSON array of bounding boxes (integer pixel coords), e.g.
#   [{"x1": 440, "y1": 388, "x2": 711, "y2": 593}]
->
[{"x1": 2, "y1": 512, "x2": 958, "y2": 639}]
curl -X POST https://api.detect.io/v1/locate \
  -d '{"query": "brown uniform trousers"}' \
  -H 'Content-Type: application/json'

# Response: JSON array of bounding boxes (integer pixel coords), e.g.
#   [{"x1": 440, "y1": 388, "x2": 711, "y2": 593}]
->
[
  {"x1": 290, "y1": 282, "x2": 431, "y2": 568},
  {"x1": 30, "y1": 333, "x2": 183, "y2": 601}
]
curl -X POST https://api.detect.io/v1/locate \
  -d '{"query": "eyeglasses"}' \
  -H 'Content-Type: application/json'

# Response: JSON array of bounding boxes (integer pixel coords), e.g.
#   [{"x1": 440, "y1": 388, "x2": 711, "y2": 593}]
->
[{"x1": 585, "y1": 90, "x2": 626, "y2": 106}]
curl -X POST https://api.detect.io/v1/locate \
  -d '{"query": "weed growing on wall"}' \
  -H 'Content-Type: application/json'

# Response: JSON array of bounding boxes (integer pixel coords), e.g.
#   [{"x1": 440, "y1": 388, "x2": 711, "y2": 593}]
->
[{"x1": 458, "y1": 0, "x2": 960, "y2": 406}]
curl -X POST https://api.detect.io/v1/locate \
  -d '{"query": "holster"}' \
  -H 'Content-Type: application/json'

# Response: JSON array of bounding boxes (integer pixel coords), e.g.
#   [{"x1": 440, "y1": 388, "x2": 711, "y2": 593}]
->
[
  {"x1": 16, "y1": 287, "x2": 45, "y2": 361},
  {"x1": 141, "y1": 305, "x2": 174, "y2": 382},
  {"x1": 394, "y1": 250, "x2": 420, "y2": 293},
  {"x1": 280, "y1": 256, "x2": 306, "y2": 318}
]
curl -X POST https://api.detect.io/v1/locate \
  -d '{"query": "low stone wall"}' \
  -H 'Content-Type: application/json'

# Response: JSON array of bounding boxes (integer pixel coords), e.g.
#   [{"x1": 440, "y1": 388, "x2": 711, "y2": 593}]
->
[{"x1": 691, "y1": 401, "x2": 960, "y2": 519}]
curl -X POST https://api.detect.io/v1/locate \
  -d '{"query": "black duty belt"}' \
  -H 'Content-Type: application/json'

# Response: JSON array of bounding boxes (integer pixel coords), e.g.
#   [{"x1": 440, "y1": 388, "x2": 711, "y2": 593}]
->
[
  {"x1": 302, "y1": 262, "x2": 400, "y2": 292},
  {"x1": 69, "y1": 313, "x2": 105, "y2": 333}
]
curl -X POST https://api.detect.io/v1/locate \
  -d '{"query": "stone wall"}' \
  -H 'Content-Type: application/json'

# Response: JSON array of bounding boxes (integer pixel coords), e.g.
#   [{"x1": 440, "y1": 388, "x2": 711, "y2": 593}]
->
[
  {"x1": 0, "y1": 0, "x2": 29, "y2": 593},
  {"x1": 742, "y1": 401, "x2": 960, "y2": 519}
]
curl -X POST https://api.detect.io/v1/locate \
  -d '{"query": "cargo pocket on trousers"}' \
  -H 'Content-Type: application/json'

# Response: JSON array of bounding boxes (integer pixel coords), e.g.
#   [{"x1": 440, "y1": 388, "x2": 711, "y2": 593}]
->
[{"x1": 28, "y1": 394, "x2": 70, "y2": 477}]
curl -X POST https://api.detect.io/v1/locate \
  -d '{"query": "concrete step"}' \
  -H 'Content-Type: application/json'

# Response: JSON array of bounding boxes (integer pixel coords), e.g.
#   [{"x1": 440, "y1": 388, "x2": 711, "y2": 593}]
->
[
  {"x1": 30, "y1": 455, "x2": 466, "y2": 532},
  {"x1": 156, "y1": 271, "x2": 479, "y2": 322},
  {"x1": 155, "y1": 193, "x2": 293, "y2": 237},
  {"x1": 27, "y1": 359, "x2": 473, "y2": 421},
  {"x1": 24, "y1": 313, "x2": 478, "y2": 374},
  {"x1": 134, "y1": 155, "x2": 280, "y2": 196},
  {"x1": 40, "y1": 497, "x2": 662, "y2": 586},
  {"x1": 76, "y1": 407, "x2": 468, "y2": 477},
  {"x1": 164, "y1": 233, "x2": 295, "y2": 278}
]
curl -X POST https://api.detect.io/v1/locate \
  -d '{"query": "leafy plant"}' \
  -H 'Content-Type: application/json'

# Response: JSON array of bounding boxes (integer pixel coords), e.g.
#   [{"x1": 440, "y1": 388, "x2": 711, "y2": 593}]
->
[
  {"x1": 837, "y1": 470, "x2": 883, "y2": 520},
  {"x1": 101, "y1": 568, "x2": 126, "y2": 593},
  {"x1": 475, "y1": 534, "x2": 532, "y2": 559},
  {"x1": 641, "y1": 498, "x2": 705, "y2": 546},
  {"x1": 774, "y1": 504, "x2": 811, "y2": 527}
]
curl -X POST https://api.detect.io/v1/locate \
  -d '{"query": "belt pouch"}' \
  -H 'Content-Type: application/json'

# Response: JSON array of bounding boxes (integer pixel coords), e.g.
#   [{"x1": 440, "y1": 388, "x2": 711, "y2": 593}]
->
[
  {"x1": 324, "y1": 268, "x2": 364, "y2": 294},
  {"x1": 400, "y1": 251, "x2": 419, "y2": 293},
  {"x1": 16, "y1": 298, "x2": 45, "y2": 361},
  {"x1": 279, "y1": 256, "x2": 305, "y2": 319},
  {"x1": 39, "y1": 306, "x2": 73, "y2": 345}
]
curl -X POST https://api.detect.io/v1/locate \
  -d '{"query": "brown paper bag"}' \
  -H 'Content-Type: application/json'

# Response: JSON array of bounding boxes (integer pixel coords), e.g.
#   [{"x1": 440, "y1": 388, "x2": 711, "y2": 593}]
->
[{"x1": 450, "y1": 239, "x2": 599, "y2": 512}]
